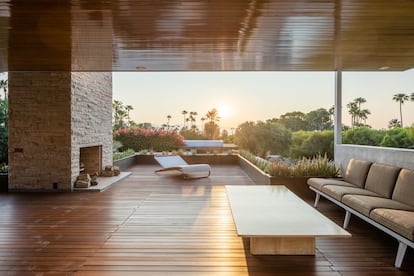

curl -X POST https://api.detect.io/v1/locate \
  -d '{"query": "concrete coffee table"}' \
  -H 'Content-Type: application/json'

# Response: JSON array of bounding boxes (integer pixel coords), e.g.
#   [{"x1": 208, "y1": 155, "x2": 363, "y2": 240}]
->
[{"x1": 225, "y1": 185, "x2": 351, "y2": 255}]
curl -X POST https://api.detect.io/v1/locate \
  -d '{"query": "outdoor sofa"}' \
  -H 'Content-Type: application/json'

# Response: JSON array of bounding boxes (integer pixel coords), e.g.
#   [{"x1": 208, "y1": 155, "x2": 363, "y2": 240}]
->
[{"x1": 308, "y1": 158, "x2": 414, "y2": 268}]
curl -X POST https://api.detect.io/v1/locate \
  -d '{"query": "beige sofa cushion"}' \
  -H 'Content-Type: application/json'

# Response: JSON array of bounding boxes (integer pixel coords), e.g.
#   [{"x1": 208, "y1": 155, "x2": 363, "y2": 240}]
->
[
  {"x1": 364, "y1": 163, "x2": 400, "y2": 198},
  {"x1": 343, "y1": 158, "x2": 372, "y2": 188},
  {"x1": 322, "y1": 185, "x2": 379, "y2": 202},
  {"x1": 392, "y1": 169, "x2": 414, "y2": 208},
  {"x1": 342, "y1": 195, "x2": 414, "y2": 217},
  {"x1": 370, "y1": 208, "x2": 414, "y2": 241},
  {"x1": 307, "y1": 177, "x2": 354, "y2": 191}
]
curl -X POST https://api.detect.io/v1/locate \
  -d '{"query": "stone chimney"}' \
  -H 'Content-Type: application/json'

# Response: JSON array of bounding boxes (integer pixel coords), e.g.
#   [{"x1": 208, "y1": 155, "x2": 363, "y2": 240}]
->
[{"x1": 8, "y1": 72, "x2": 112, "y2": 191}]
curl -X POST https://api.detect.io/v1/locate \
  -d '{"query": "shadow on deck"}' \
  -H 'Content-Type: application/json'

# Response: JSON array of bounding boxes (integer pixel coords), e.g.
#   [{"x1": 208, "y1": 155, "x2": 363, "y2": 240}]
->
[{"x1": 0, "y1": 164, "x2": 413, "y2": 275}]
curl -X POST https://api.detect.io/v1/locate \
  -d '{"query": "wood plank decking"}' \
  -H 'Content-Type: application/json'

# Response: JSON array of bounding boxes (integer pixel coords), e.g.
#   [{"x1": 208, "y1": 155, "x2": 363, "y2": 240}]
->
[{"x1": 0, "y1": 164, "x2": 413, "y2": 275}]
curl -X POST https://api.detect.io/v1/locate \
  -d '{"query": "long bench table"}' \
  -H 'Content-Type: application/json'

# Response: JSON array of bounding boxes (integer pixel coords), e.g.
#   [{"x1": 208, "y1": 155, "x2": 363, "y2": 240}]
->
[{"x1": 225, "y1": 185, "x2": 351, "y2": 255}]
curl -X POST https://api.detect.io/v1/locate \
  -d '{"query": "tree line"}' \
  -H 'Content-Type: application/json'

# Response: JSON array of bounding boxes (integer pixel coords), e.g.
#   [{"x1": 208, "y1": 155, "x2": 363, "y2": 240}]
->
[
  {"x1": 112, "y1": 100, "x2": 222, "y2": 140},
  {"x1": 112, "y1": 97, "x2": 414, "y2": 160},
  {"x1": 345, "y1": 93, "x2": 414, "y2": 129}
]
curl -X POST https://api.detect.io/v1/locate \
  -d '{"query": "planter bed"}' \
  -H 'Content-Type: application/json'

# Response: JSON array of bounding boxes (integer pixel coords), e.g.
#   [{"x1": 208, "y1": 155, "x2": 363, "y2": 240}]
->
[
  {"x1": 270, "y1": 176, "x2": 315, "y2": 200},
  {"x1": 238, "y1": 154, "x2": 318, "y2": 201},
  {"x1": 133, "y1": 153, "x2": 239, "y2": 166},
  {"x1": 116, "y1": 153, "x2": 314, "y2": 201}
]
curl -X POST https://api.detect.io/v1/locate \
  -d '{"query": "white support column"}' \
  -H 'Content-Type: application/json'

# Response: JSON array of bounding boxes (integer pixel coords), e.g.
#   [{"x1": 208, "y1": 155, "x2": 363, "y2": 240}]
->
[
  {"x1": 395, "y1": 241, "x2": 407, "y2": 268},
  {"x1": 343, "y1": 210, "x2": 351, "y2": 229},
  {"x1": 314, "y1": 193, "x2": 320, "y2": 208},
  {"x1": 334, "y1": 71, "x2": 342, "y2": 146}
]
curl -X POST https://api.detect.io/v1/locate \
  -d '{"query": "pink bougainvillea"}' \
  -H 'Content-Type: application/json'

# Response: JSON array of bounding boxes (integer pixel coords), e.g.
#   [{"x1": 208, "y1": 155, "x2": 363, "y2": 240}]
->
[{"x1": 114, "y1": 127, "x2": 185, "y2": 152}]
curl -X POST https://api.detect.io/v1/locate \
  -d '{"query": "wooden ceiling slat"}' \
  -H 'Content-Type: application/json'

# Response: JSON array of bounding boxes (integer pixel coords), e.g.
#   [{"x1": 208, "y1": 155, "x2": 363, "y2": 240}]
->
[{"x1": 0, "y1": 0, "x2": 414, "y2": 71}]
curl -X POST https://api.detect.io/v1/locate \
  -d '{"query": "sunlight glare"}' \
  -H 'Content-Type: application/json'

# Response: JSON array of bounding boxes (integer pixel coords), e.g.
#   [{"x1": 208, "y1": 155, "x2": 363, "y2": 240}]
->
[{"x1": 217, "y1": 104, "x2": 232, "y2": 118}]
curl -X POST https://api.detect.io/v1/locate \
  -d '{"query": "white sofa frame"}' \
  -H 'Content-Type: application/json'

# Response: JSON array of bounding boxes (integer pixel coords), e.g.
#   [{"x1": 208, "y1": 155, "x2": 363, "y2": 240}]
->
[{"x1": 311, "y1": 186, "x2": 414, "y2": 269}]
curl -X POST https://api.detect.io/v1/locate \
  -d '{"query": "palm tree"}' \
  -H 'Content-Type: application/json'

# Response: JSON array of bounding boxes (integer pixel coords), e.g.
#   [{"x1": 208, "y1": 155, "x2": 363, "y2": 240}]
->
[
  {"x1": 189, "y1": 111, "x2": 195, "y2": 127},
  {"x1": 205, "y1": 108, "x2": 220, "y2": 123},
  {"x1": 166, "y1": 115, "x2": 172, "y2": 128},
  {"x1": 112, "y1": 100, "x2": 127, "y2": 130},
  {"x1": 347, "y1": 98, "x2": 370, "y2": 127},
  {"x1": 354, "y1": 97, "x2": 366, "y2": 109},
  {"x1": 204, "y1": 108, "x2": 221, "y2": 139},
  {"x1": 354, "y1": 97, "x2": 366, "y2": 125},
  {"x1": 192, "y1": 111, "x2": 198, "y2": 126},
  {"x1": 328, "y1": 106, "x2": 334, "y2": 122},
  {"x1": 181, "y1": 110, "x2": 188, "y2": 128},
  {"x1": 392, "y1": 93, "x2": 409, "y2": 127},
  {"x1": 188, "y1": 111, "x2": 198, "y2": 128},
  {"x1": 125, "y1": 105, "x2": 133, "y2": 124},
  {"x1": 388, "y1": 118, "x2": 401, "y2": 129},
  {"x1": 200, "y1": 117, "x2": 206, "y2": 133},
  {"x1": 358, "y1": 109, "x2": 371, "y2": 126},
  {"x1": 411, "y1": 92, "x2": 414, "y2": 102},
  {"x1": 346, "y1": 101, "x2": 358, "y2": 127},
  {"x1": 0, "y1": 79, "x2": 7, "y2": 99}
]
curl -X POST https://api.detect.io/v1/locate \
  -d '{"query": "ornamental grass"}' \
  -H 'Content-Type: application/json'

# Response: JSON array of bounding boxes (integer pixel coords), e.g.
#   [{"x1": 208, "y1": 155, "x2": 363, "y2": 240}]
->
[{"x1": 266, "y1": 153, "x2": 340, "y2": 178}]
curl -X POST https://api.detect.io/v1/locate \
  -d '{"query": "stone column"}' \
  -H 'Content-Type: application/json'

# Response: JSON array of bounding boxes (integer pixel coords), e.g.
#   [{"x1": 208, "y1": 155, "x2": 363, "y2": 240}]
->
[
  {"x1": 71, "y1": 72, "x2": 113, "y2": 185},
  {"x1": 8, "y1": 72, "x2": 72, "y2": 191},
  {"x1": 8, "y1": 71, "x2": 112, "y2": 191}
]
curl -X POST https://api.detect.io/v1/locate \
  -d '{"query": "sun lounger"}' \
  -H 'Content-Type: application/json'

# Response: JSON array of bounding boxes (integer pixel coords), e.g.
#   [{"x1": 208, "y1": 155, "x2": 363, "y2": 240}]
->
[{"x1": 154, "y1": 155, "x2": 211, "y2": 179}]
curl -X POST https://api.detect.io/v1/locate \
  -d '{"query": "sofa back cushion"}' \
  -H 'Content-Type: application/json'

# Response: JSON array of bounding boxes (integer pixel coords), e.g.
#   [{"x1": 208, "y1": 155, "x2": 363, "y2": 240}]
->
[
  {"x1": 364, "y1": 163, "x2": 401, "y2": 198},
  {"x1": 392, "y1": 169, "x2": 414, "y2": 208},
  {"x1": 343, "y1": 158, "x2": 372, "y2": 188}
]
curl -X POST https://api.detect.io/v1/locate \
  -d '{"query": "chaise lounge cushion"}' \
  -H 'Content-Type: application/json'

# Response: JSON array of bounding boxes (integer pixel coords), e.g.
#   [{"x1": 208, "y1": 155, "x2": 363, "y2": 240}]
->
[
  {"x1": 343, "y1": 158, "x2": 372, "y2": 188},
  {"x1": 342, "y1": 195, "x2": 414, "y2": 217},
  {"x1": 321, "y1": 185, "x2": 380, "y2": 202},
  {"x1": 364, "y1": 163, "x2": 400, "y2": 198},
  {"x1": 307, "y1": 177, "x2": 354, "y2": 191},
  {"x1": 370, "y1": 208, "x2": 414, "y2": 241},
  {"x1": 392, "y1": 169, "x2": 414, "y2": 208},
  {"x1": 154, "y1": 155, "x2": 211, "y2": 179}
]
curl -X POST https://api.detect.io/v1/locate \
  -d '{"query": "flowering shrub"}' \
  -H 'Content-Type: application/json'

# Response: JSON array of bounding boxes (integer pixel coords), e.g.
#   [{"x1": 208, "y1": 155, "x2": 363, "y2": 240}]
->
[{"x1": 113, "y1": 127, "x2": 185, "y2": 152}]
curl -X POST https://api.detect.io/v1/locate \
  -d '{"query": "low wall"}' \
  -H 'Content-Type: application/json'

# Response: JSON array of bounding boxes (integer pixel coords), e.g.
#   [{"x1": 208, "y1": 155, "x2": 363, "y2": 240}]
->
[
  {"x1": 238, "y1": 155, "x2": 270, "y2": 185},
  {"x1": 238, "y1": 155, "x2": 314, "y2": 200},
  {"x1": 124, "y1": 153, "x2": 239, "y2": 167},
  {"x1": 335, "y1": 144, "x2": 414, "y2": 172},
  {"x1": 182, "y1": 154, "x2": 238, "y2": 165},
  {"x1": 113, "y1": 154, "x2": 137, "y2": 171}
]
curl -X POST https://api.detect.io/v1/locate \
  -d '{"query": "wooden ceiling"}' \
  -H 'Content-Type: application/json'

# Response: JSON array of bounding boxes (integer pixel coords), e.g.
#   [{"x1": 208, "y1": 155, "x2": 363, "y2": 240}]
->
[{"x1": 1, "y1": 0, "x2": 414, "y2": 72}]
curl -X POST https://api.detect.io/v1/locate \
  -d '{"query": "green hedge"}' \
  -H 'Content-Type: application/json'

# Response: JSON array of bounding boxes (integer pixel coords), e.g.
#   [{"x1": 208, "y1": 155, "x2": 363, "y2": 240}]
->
[
  {"x1": 113, "y1": 149, "x2": 135, "y2": 161},
  {"x1": 342, "y1": 127, "x2": 414, "y2": 148},
  {"x1": 290, "y1": 130, "x2": 334, "y2": 159}
]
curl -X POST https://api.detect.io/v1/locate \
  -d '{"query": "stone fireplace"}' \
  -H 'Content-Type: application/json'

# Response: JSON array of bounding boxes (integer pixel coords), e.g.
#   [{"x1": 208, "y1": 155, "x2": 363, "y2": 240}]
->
[
  {"x1": 80, "y1": 146, "x2": 103, "y2": 175},
  {"x1": 8, "y1": 71, "x2": 113, "y2": 191},
  {"x1": 70, "y1": 72, "x2": 113, "y2": 188}
]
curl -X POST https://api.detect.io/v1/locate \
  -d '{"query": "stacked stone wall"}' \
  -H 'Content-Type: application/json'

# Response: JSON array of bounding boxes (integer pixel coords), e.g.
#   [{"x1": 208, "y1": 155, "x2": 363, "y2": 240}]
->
[
  {"x1": 8, "y1": 72, "x2": 72, "y2": 190},
  {"x1": 8, "y1": 71, "x2": 113, "y2": 191},
  {"x1": 71, "y1": 72, "x2": 112, "y2": 185}
]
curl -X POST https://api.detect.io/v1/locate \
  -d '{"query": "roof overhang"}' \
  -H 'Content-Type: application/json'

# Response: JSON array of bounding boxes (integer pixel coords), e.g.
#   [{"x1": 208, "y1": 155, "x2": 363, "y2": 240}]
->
[{"x1": 1, "y1": 0, "x2": 414, "y2": 72}]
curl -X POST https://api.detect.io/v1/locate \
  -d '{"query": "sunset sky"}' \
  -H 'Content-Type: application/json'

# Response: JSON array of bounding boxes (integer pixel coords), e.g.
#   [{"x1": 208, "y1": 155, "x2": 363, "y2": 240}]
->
[{"x1": 113, "y1": 70, "x2": 414, "y2": 131}]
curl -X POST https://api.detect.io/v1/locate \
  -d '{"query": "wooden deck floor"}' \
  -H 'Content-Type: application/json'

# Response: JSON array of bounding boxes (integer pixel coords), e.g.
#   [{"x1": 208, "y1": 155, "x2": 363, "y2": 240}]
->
[{"x1": 0, "y1": 164, "x2": 413, "y2": 275}]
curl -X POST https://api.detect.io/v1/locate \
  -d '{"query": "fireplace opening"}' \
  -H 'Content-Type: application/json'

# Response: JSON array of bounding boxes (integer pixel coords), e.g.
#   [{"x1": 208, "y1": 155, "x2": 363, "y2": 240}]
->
[{"x1": 80, "y1": 145, "x2": 102, "y2": 175}]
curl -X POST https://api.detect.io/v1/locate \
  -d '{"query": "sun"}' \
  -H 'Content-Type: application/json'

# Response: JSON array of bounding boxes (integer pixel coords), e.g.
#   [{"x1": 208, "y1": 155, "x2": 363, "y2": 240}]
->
[{"x1": 217, "y1": 104, "x2": 232, "y2": 118}]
